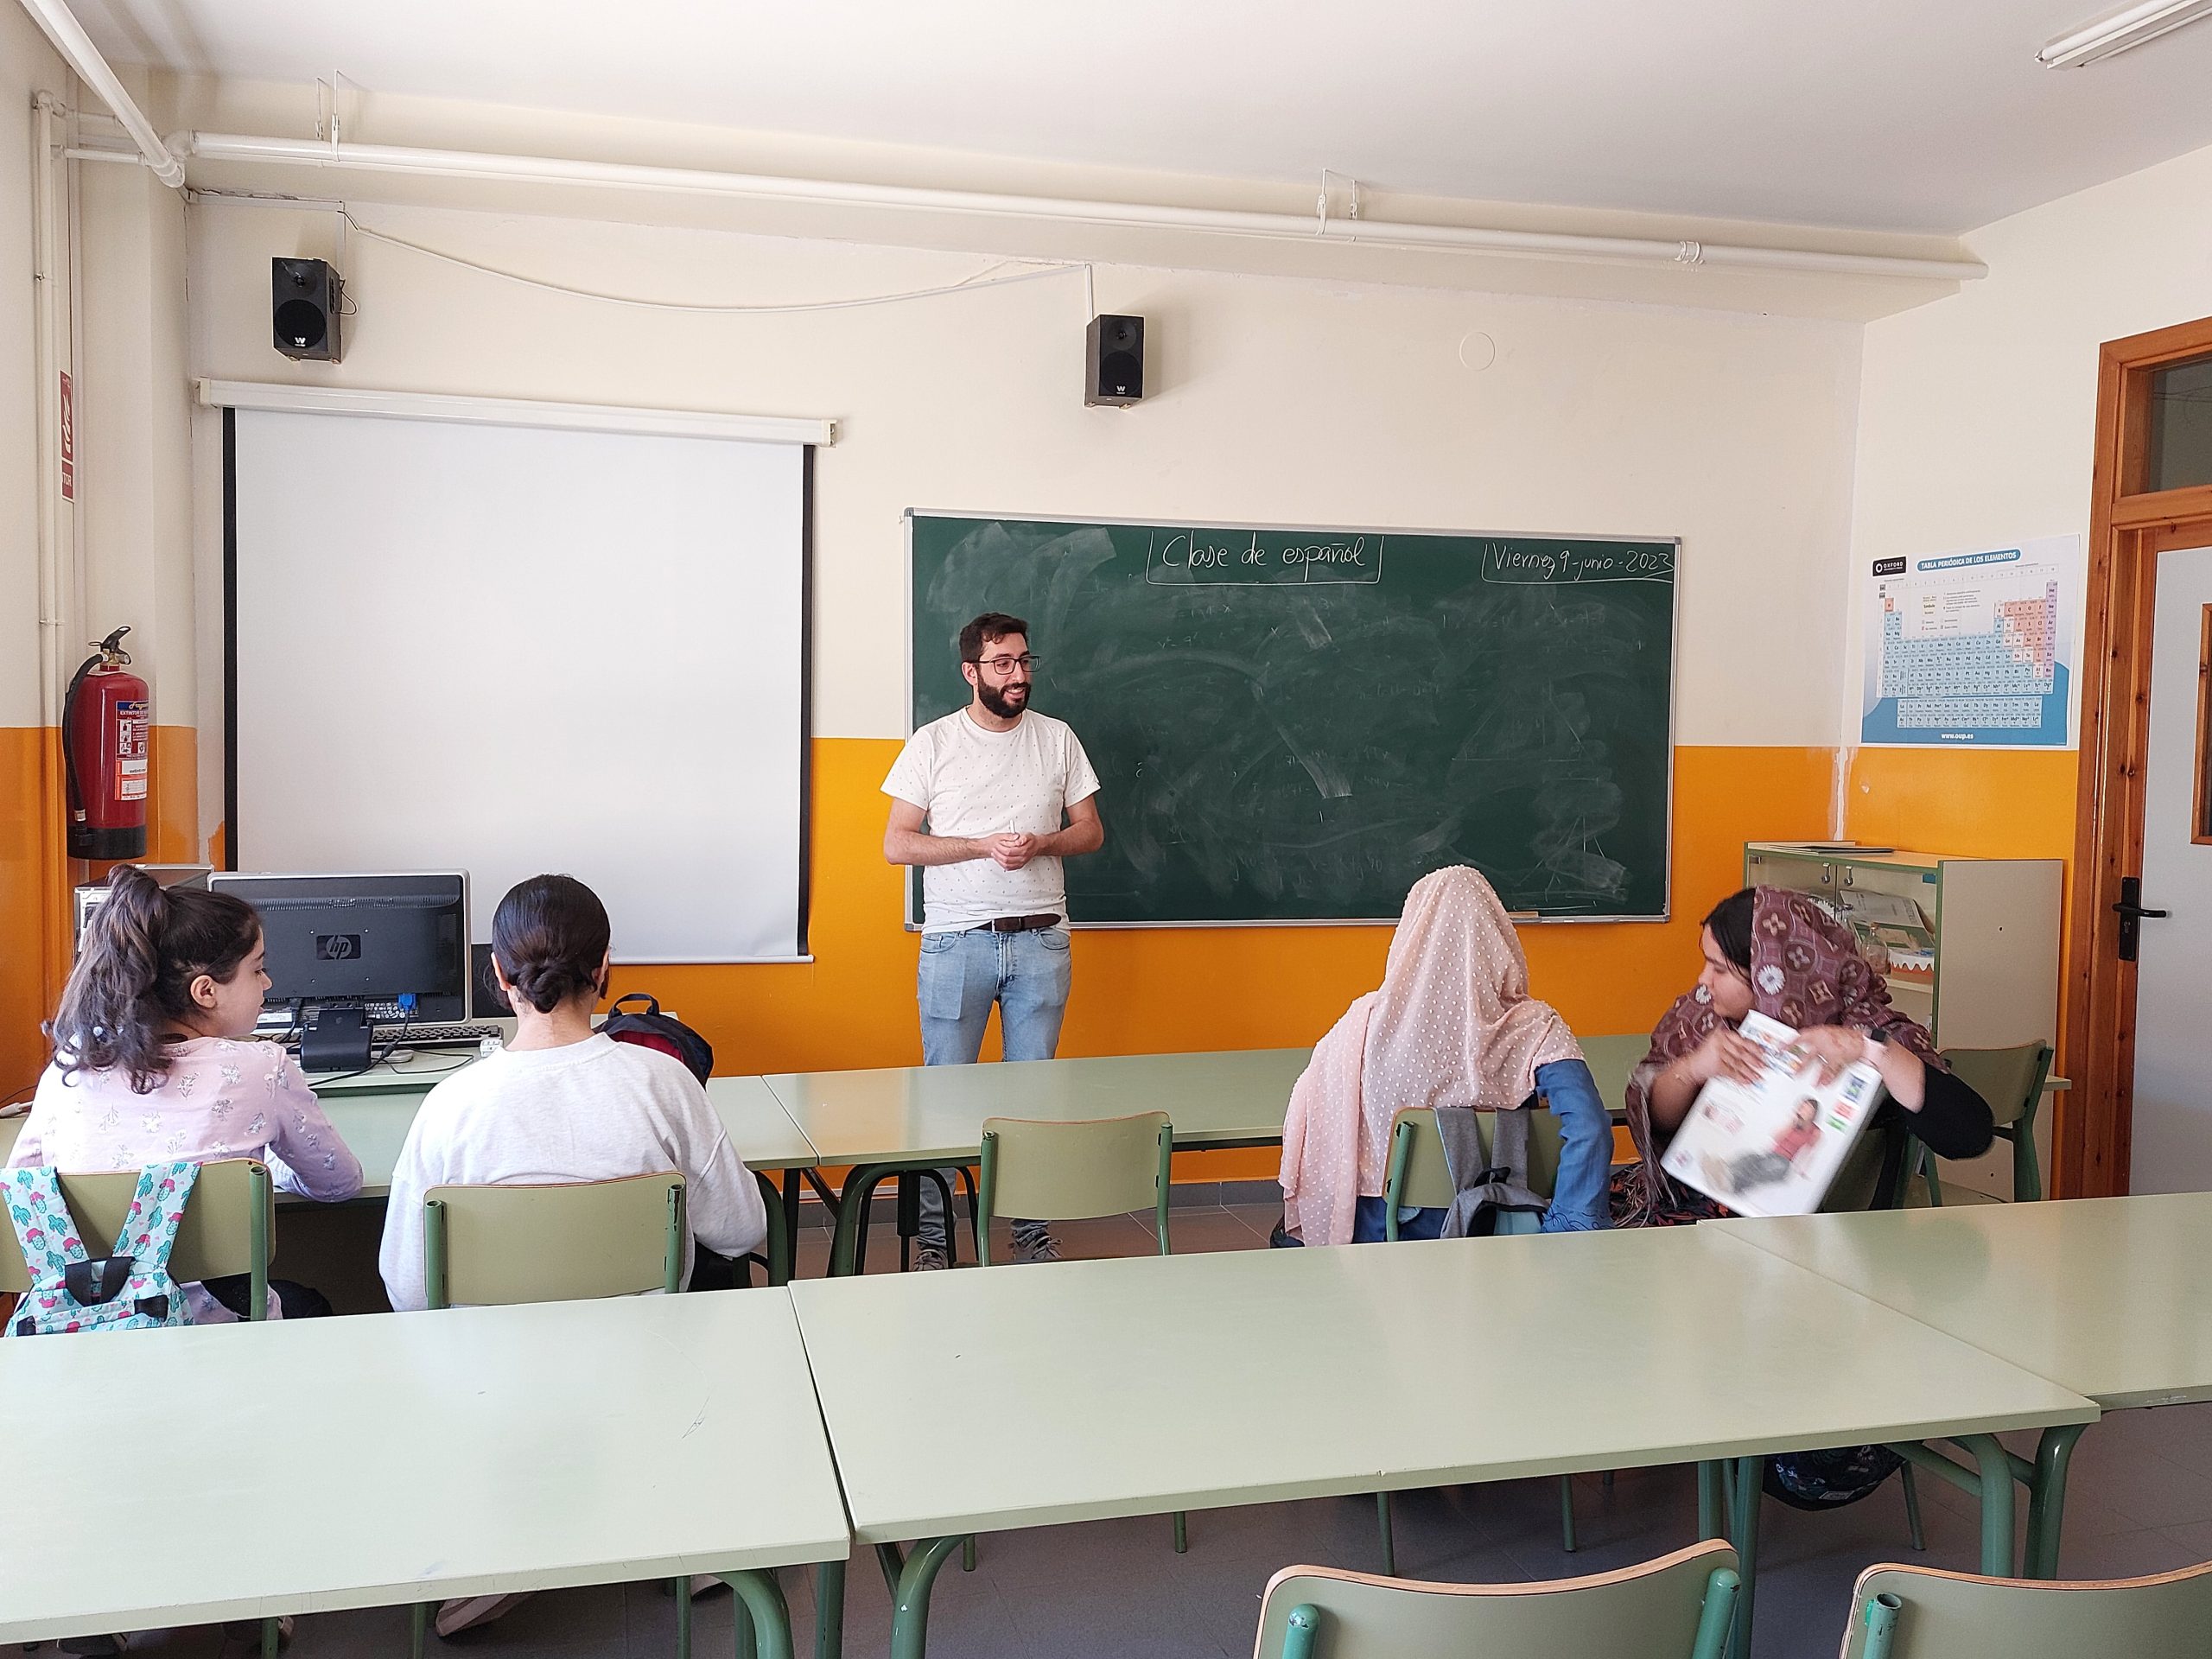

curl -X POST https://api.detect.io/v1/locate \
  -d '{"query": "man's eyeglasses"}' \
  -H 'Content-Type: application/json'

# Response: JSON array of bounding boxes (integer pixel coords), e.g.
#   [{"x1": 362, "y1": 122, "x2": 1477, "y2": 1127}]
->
[{"x1": 972, "y1": 653, "x2": 1039, "y2": 675}]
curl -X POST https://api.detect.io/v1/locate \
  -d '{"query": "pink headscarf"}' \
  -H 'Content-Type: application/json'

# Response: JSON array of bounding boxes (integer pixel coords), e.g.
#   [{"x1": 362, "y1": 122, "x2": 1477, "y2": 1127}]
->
[{"x1": 1279, "y1": 867, "x2": 1583, "y2": 1245}]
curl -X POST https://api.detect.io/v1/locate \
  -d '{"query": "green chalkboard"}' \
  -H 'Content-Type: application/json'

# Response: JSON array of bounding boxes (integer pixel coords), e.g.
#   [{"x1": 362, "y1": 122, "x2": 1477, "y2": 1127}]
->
[{"x1": 907, "y1": 512, "x2": 1676, "y2": 924}]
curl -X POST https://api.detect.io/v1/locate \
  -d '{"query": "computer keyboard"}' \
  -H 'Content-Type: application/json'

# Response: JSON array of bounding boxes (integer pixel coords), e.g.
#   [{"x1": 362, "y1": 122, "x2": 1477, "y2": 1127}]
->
[
  {"x1": 378, "y1": 1022, "x2": 506, "y2": 1047},
  {"x1": 276, "y1": 1021, "x2": 504, "y2": 1052}
]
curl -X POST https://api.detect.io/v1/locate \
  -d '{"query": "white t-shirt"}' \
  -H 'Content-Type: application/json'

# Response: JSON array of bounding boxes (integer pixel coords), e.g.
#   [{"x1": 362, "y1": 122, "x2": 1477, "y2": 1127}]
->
[
  {"x1": 377, "y1": 1033, "x2": 766, "y2": 1312},
  {"x1": 882, "y1": 708, "x2": 1102, "y2": 932}
]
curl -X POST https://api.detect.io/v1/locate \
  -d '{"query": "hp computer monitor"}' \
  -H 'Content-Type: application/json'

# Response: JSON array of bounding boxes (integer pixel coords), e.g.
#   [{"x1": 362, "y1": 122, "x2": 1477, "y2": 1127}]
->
[{"x1": 209, "y1": 871, "x2": 469, "y2": 1024}]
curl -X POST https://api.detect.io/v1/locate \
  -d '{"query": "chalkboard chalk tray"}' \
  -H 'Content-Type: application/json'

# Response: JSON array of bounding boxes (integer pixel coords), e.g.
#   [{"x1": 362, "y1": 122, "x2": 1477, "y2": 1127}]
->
[{"x1": 907, "y1": 511, "x2": 1677, "y2": 925}]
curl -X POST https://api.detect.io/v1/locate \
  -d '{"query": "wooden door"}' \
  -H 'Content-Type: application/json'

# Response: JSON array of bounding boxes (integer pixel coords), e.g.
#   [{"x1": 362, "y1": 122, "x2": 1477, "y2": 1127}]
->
[{"x1": 2065, "y1": 318, "x2": 2212, "y2": 1194}]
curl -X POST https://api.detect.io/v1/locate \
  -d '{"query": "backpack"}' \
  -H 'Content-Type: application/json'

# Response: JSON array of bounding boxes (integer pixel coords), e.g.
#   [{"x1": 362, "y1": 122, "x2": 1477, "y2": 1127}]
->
[
  {"x1": 601, "y1": 993, "x2": 714, "y2": 1084},
  {"x1": 5, "y1": 1160, "x2": 200, "y2": 1337}
]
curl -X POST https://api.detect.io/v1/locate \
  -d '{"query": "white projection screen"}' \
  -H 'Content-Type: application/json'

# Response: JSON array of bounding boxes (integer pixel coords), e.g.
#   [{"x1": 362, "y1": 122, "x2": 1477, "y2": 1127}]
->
[{"x1": 229, "y1": 406, "x2": 808, "y2": 962}]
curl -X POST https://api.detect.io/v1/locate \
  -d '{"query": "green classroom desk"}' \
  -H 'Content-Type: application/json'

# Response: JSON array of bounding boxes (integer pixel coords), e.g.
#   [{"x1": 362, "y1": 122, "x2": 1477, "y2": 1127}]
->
[
  {"x1": 307, "y1": 1059, "x2": 819, "y2": 1284},
  {"x1": 1712, "y1": 1193, "x2": 2212, "y2": 1575},
  {"x1": 0, "y1": 1291, "x2": 849, "y2": 1656},
  {"x1": 789, "y1": 1224, "x2": 2095, "y2": 1659},
  {"x1": 760, "y1": 1048, "x2": 1309, "y2": 1274}
]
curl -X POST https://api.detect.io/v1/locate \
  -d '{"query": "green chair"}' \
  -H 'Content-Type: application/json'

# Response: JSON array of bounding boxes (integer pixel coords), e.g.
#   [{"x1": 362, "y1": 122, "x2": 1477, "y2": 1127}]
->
[
  {"x1": 1, "y1": 1160, "x2": 282, "y2": 1659},
  {"x1": 1841, "y1": 1555, "x2": 2212, "y2": 1658},
  {"x1": 975, "y1": 1112, "x2": 1184, "y2": 1554},
  {"x1": 416, "y1": 1173, "x2": 691, "y2": 1659},
  {"x1": 1255, "y1": 1539, "x2": 1740, "y2": 1659},
  {"x1": 1899, "y1": 1043, "x2": 2055, "y2": 1206},
  {"x1": 1375, "y1": 1106, "x2": 1576, "y2": 1573},
  {"x1": 0, "y1": 1156, "x2": 276, "y2": 1319},
  {"x1": 422, "y1": 1172, "x2": 688, "y2": 1307}
]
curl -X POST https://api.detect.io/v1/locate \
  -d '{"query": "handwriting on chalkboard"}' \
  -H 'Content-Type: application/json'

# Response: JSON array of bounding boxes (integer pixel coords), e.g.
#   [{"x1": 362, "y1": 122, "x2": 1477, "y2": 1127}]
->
[
  {"x1": 1479, "y1": 542, "x2": 1675, "y2": 584},
  {"x1": 1146, "y1": 529, "x2": 1385, "y2": 587}
]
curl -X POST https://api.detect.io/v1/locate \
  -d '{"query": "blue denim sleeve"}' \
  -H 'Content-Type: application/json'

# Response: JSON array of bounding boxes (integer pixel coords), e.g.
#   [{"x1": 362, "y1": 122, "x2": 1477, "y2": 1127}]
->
[{"x1": 1534, "y1": 1058, "x2": 1613, "y2": 1231}]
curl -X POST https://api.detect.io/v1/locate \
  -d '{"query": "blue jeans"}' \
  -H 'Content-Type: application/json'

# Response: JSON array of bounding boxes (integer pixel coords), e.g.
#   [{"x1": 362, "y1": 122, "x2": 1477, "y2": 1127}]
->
[
  {"x1": 1531, "y1": 1058, "x2": 1614, "y2": 1232},
  {"x1": 1349, "y1": 1058, "x2": 1615, "y2": 1241},
  {"x1": 915, "y1": 926, "x2": 1073, "y2": 1251}
]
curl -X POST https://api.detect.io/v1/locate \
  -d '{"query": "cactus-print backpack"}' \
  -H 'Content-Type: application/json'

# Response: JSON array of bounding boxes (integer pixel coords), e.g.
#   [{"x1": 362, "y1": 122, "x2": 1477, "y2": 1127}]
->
[{"x1": 5, "y1": 1160, "x2": 200, "y2": 1336}]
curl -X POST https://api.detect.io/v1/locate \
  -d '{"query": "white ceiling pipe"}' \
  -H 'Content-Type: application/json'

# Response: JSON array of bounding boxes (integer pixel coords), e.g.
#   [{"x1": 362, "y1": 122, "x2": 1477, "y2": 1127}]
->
[
  {"x1": 174, "y1": 130, "x2": 1986, "y2": 284},
  {"x1": 16, "y1": 0, "x2": 184, "y2": 187}
]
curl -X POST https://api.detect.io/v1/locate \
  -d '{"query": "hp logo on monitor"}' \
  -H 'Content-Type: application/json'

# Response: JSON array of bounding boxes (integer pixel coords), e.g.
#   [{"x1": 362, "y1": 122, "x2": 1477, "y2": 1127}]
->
[{"x1": 315, "y1": 933, "x2": 361, "y2": 961}]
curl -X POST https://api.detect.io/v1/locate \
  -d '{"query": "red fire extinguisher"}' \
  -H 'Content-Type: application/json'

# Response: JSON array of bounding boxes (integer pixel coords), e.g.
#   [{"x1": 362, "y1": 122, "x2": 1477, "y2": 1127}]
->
[{"x1": 63, "y1": 626, "x2": 149, "y2": 861}]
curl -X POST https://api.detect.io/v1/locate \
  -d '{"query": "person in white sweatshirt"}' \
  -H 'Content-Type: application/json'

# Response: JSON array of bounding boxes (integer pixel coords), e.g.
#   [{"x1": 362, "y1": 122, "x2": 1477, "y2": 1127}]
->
[{"x1": 378, "y1": 873, "x2": 766, "y2": 1315}]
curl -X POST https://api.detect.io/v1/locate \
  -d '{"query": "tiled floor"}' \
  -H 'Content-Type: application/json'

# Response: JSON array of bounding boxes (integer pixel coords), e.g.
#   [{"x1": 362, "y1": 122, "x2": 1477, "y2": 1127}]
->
[{"x1": 122, "y1": 1202, "x2": 2212, "y2": 1659}]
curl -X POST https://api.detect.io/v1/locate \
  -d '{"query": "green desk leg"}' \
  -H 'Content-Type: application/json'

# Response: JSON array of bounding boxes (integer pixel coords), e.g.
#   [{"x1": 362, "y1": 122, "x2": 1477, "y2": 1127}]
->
[
  {"x1": 753, "y1": 1173, "x2": 792, "y2": 1287},
  {"x1": 720, "y1": 1568, "x2": 794, "y2": 1659},
  {"x1": 811, "y1": 1559, "x2": 845, "y2": 1659},
  {"x1": 1697, "y1": 1460, "x2": 1722, "y2": 1541},
  {"x1": 877, "y1": 1537, "x2": 969, "y2": 1659},
  {"x1": 1726, "y1": 1457, "x2": 1760, "y2": 1659},
  {"x1": 1958, "y1": 1433, "x2": 2017, "y2": 1577},
  {"x1": 783, "y1": 1169, "x2": 804, "y2": 1277},
  {"x1": 830, "y1": 1163, "x2": 909, "y2": 1277},
  {"x1": 2025, "y1": 1422, "x2": 2088, "y2": 1580},
  {"x1": 1889, "y1": 1437, "x2": 2031, "y2": 1577}
]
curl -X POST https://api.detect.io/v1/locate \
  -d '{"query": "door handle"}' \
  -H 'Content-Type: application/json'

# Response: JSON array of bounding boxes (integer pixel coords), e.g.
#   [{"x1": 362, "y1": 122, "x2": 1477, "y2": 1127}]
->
[{"x1": 2113, "y1": 874, "x2": 2171, "y2": 963}]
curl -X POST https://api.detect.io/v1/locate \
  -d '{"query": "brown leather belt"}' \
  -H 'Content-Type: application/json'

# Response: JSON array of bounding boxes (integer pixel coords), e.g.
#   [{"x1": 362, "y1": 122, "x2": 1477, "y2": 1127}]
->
[{"x1": 971, "y1": 913, "x2": 1063, "y2": 933}]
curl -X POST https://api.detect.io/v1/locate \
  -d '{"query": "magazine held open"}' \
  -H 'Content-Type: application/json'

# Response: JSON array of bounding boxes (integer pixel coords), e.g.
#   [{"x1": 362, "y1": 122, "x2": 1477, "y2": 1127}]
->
[{"x1": 1660, "y1": 1011, "x2": 1886, "y2": 1217}]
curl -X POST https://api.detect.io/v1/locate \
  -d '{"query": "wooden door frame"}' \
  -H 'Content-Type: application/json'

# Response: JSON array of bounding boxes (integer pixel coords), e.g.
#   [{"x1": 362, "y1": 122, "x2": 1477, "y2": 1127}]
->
[{"x1": 2063, "y1": 314, "x2": 2212, "y2": 1196}]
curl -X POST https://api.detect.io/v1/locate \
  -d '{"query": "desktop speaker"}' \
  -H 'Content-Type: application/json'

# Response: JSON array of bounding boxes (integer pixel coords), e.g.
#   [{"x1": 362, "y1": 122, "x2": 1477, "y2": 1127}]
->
[
  {"x1": 1084, "y1": 314, "x2": 1144, "y2": 406},
  {"x1": 272, "y1": 257, "x2": 344, "y2": 362}
]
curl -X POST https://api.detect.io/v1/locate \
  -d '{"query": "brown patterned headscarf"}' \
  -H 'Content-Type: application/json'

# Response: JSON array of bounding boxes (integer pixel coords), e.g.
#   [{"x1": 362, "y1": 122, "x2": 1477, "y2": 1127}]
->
[{"x1": 1616, "y1": 887, "x2": 1944, "y2": 1225}]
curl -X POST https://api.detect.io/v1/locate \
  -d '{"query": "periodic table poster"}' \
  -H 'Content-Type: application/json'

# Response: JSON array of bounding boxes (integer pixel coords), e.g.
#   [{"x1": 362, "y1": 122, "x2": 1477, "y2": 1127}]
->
[{"x1": 1858, "y1": 536, "x2": 2083, "y2": 748}]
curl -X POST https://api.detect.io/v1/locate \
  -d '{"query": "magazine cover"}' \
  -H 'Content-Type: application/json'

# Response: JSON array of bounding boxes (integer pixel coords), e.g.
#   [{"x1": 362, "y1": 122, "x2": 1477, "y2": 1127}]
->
[{"x1": 1660, "y1": 1011, "x2": 1887, "y2": 1217}]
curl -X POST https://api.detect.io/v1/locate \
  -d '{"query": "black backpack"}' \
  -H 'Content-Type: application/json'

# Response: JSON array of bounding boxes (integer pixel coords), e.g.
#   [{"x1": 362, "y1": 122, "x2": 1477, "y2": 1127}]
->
[{"x1": 600, "y1": 993, "x2": 714, "y2": 1084}]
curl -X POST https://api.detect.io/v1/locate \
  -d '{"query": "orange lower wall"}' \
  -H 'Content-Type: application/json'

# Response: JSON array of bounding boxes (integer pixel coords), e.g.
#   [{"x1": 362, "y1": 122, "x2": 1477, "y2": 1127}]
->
[
  {"x1": 0, "y1": 724, "x2": 199, "y2": 1103},
  {"x1": 9, "y1": 733, "x2": 1837, "y2": 1181},
  {"x1": 0, "y1": 727, "x2": 59, "y2": 1103},
  {"x1": 613, "y1": 739, "x2": 1835, "y2": 1180}
]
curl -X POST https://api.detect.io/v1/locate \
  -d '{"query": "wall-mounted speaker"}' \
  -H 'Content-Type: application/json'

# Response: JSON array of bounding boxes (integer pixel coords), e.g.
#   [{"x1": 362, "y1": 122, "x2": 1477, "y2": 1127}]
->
[
  {"x1": 272, "y1": 257, "x2": 344, "y2": 361},
  {"x1": 1085, "y1": 314, "x2": 1144, "y2": 406}
]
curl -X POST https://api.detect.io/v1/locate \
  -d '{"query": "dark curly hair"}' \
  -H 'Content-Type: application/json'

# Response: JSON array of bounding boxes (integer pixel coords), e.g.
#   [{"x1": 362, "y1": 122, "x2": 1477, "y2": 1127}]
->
[
  {"x1": 490, "y1": 874, "x2": 611, "y2": 1014},
  {"x1": 48, "y1": 865, "x2": 264, "y2": 1093}
]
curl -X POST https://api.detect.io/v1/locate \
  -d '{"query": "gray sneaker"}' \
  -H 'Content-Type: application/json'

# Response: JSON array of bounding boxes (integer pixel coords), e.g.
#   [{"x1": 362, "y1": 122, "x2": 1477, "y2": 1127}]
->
[
  {"x1": 1014, "y1": 1232, "x2": 1064, "y2": 1265},
  {"x1": 912, "y1": 1243, "x2": 950, "y2": 1271}
]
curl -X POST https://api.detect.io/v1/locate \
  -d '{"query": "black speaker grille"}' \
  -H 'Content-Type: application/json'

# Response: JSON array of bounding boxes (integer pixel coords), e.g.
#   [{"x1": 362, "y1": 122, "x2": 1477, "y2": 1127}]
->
[
  {"x1": 1100, "y1": 353, "x2": 1141, "y2": 397},
  {"x1": 274, "y1": 298, "x2": 327, "y2": 351}
]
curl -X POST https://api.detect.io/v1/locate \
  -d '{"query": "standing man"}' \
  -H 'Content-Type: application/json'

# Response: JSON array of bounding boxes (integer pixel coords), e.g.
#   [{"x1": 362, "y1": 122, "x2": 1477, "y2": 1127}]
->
[{"x1": 883, "y1": 611, "x2": 1104, "y2": 1268}]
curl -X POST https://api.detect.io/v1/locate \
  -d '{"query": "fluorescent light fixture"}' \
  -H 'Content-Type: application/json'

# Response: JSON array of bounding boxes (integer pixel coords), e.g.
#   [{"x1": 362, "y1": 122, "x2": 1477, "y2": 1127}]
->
[{"x1": 2038, "y1": 0, "x2": 2212, "y2": 66}]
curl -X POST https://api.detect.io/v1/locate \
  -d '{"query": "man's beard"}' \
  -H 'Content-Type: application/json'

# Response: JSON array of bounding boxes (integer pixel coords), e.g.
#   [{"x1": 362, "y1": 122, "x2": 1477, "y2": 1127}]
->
[{"x1": 976, "y1": 681, "x2": 1029, "y2": 718}]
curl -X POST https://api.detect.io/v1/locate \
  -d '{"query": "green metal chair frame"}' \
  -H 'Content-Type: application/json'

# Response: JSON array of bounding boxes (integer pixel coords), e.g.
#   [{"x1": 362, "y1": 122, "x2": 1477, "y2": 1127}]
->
[
  {"x1": 1899, "y1": 1042, "x2": 2055, "y2": 1206},
  {"x1": 416, "y1": 1173, "x2": 710, "y2": 1659},
  {"x1": 1255, "y1": 1540, "x2": 1740, "y2": 1659},
  {"x1": 0, "y1": 1160, "x2": 281, "y2": 1659},
  {"x1": 1841, "y1": 1555, "x2": 2212, "y2": 1658},
  {"x1": 973, "y1": 1112, "x2": 1183, "y2": 1557},
  {"x1": 1374, "y1": 1107, "x2": 1576, "y2": 1572}
]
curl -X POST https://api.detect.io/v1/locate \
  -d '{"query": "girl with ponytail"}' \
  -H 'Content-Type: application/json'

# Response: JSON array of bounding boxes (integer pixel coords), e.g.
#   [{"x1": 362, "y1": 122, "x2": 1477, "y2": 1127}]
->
[{"x1": 9, "y1": 866, "x2": 363, "y2": 1319}]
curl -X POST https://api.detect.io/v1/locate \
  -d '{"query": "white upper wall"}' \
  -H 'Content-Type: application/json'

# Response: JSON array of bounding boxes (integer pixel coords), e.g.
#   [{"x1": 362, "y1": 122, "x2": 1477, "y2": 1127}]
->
[
  {"x1": 188, "y1": 198, "x2": 1860, "y2": 750},
  {"x1": 0, "y1": 12, "x2": 71, "y2": 729},
  {"x1": 1846, "y1": 136, "x2": 2212, "y2": 742}
]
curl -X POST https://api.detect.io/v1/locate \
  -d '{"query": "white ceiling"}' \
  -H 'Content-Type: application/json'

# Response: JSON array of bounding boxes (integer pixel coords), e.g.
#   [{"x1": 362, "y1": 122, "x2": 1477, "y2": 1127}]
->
[{"x1": 70, "y1": 0, "x2": 2212, "y2": 235}]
